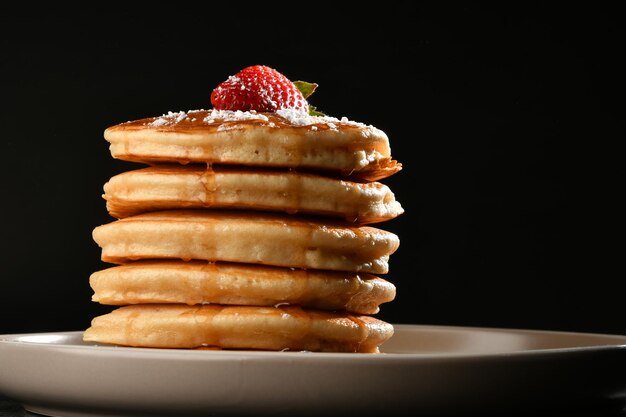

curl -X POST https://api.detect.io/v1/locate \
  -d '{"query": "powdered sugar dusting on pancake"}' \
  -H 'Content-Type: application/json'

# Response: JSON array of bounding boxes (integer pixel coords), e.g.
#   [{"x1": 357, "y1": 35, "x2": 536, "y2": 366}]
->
[
  {"x1": 144, "y1": 109, "x2": 372, "y2": 130},
  {"x1": 148, "y1": 111, "x2": 189, "y2": 127}
]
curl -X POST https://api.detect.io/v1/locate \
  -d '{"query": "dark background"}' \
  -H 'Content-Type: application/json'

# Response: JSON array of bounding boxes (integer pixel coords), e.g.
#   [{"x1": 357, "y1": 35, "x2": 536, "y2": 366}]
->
[{"x1": 0, "y1": 4, "x2": 623, "y2": 336}]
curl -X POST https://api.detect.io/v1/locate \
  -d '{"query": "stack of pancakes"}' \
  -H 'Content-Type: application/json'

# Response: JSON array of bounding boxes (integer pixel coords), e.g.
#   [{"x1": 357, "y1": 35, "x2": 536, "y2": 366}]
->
[{"x1": 83, "y1": 109, "x2": 403, "y2": 353}]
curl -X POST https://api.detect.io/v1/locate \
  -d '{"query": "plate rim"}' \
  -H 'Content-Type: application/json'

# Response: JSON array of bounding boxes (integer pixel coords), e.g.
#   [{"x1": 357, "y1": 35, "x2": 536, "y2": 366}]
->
[
  {"x1": 2, "y1": 324, "x2": 625, "y2": 416},
  {"x1": 2, "y1": 324, "x2": 625, "y2": 360}
]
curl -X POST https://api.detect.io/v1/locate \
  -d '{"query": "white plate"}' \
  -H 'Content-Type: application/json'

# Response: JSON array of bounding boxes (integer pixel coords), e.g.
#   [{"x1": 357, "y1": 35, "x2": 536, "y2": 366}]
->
[{"x1": 1, "y1": 325, "x2": 625, "y2": 416}]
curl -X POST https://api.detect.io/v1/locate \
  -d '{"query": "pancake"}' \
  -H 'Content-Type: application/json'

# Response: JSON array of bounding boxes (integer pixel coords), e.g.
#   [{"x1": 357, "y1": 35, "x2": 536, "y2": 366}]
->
[
  {"x1": 90, "y1": 260, "x2": 396, "y2": 314},
  {"x1": 92, "y1": 210, "x2": 400, "y2": 273},
  {"x1": 104, "y1": 109, "x2": 402, "y2": 181},
  {"x1": 82, "y1": 304, "x2": 394, "y2": 353},
  {"x1": 103, "y1": 165, "x2": 404, "y2": 223}
]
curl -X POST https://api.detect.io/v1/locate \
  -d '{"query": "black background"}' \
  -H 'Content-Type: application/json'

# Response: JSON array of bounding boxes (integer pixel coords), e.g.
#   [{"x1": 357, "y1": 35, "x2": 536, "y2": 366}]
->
[{"x1": 0, "y1": 4, "x2": 623, "y2": 336}]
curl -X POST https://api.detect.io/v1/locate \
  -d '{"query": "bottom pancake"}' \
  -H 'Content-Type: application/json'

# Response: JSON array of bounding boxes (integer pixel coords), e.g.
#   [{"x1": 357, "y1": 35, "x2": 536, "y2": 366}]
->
[
  {"x1": 83, "y1": 304, "x2": 393, "y2": 353},
  {"x1": 89, "y1": 260, "x2": 396, "y2": 314}
]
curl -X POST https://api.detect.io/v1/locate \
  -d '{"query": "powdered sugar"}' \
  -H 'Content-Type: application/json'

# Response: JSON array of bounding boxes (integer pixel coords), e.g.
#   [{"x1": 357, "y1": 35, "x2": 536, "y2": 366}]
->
[
  {"x1": 217, "y1": 123, "x2": 243, "y2": 132},
  {"x1": 149, "y1": 118, "x2": 169, "y2": 127},
  {"x1": 148, "y1": 111, "x2": 188, "y2": 127},
  {"x1": 145, "y1": 108, "x2": 373, "y2": 131},
  {"x1": 275, "y1": 109, "x2": 368, "y2": 128},
  {"x1": 203, "y1": 109, "x2": 269, "y2": 124}
]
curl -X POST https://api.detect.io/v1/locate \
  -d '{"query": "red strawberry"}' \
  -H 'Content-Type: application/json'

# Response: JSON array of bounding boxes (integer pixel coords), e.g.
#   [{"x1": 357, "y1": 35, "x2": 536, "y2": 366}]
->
[{"x1": 211, "y1": 65, "x2": 309, "y2": 113}]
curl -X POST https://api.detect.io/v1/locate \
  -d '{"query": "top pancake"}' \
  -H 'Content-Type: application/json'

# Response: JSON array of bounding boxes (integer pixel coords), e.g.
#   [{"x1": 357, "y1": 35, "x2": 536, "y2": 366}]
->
[{"x1": 104, "y1": 109, "x2": 402, "y2": 181}]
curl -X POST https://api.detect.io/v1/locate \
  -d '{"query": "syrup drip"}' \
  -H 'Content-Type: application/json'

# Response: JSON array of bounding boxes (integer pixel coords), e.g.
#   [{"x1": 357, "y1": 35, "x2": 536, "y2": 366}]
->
[
  {"x1": 200, "y1": 261, "x2": 222, "y2": 302},
  {"x1": 200, "y1": 163, "x2": 217, "y2": 207},
  {"x1": 348, "y1": 313, "x2": 369, "y2": 352},
  {"x1": 285, "y1": 171, "x2": 302, "y2": 215},
  {"x1": 292, "y1": 267, "x2": 310, "y2": 306}
]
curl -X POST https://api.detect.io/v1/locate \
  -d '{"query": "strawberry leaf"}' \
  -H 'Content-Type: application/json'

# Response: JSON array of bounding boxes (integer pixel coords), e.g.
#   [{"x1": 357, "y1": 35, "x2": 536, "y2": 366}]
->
[
  {"x1": 308, "y1": 105, "x2": 325, "y2": 117},
  {"x1": 294, "y1": 81, "x2": 318, "y2": 99},
  {"x1": 294, "y1": 80, "x2": 324, "y2": 115}
]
